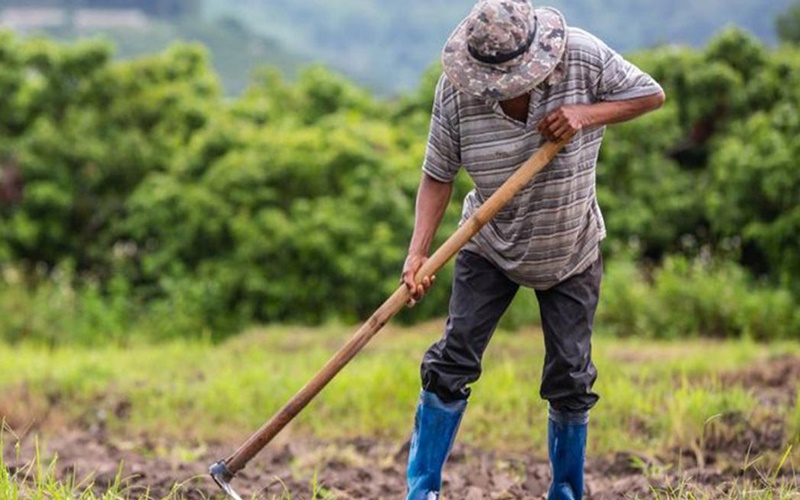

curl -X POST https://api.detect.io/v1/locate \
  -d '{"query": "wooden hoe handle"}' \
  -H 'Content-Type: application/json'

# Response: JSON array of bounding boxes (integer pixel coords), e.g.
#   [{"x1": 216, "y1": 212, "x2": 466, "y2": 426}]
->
[{"x1": 216, "y1": 138, "x2": 570, "y2": 477}]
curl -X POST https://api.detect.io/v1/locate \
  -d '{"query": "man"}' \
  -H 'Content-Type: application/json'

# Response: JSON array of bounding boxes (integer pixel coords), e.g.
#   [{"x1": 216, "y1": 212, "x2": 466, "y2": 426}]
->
[{"x1": 401, "y1": 1, "x2": 665, "y2": 499}]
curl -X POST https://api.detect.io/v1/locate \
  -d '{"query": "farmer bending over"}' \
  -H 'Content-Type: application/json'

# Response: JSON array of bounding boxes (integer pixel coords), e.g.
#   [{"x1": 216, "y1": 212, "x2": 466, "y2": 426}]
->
[{"x1": 401, "y1": 1, "x2": 665, "y2": 498}]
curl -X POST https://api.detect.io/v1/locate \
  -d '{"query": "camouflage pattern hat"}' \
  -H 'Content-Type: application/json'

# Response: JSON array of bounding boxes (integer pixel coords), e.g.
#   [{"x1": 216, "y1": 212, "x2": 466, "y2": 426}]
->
[{"x1": 442, "y1": 0, "x2": 568, "y2": 100}]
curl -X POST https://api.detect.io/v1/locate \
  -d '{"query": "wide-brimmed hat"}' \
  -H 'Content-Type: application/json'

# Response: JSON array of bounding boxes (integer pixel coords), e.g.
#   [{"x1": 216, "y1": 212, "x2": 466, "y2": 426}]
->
[{"x1": 442, "y1": 0, "x2": 568, "y2": 100}]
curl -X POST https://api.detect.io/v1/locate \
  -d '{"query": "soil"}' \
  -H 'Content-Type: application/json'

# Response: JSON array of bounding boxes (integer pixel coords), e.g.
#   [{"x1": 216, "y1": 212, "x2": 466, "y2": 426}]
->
[{"x1": 4, "y1": 355, "x2": 800, "y2": 499}]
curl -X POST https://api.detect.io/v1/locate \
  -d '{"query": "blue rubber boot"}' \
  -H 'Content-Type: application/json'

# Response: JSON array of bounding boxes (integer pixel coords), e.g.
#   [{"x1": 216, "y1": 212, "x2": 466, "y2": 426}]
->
[
  {"x1": 406, "y1": 390, "x2": 467, "y2": 500},
  {"x1": 547, "y1": 409, "x2": 588, "y2": 500}
]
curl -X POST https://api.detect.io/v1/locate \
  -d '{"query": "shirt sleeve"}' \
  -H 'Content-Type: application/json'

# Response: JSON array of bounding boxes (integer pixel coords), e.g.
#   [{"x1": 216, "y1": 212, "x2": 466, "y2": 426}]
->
[
  {"x1": 421, "y1": 75, "x2": 461, "y2": 182},
  {"x1": 592, "y1": 36, "x2": 663, "y2": 102}
]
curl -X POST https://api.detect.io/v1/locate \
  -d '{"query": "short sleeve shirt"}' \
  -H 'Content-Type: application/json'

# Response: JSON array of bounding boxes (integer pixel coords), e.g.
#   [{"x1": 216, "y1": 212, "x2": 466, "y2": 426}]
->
[{"x1": 422, "y1": 27, "x2": 663, "y2": 289}]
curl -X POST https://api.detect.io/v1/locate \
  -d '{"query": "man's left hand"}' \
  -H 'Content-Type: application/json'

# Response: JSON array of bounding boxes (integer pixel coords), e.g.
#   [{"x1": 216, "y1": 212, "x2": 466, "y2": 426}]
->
[{"x1": 537, "y1": 105, "x2": 591, "y2": 142}]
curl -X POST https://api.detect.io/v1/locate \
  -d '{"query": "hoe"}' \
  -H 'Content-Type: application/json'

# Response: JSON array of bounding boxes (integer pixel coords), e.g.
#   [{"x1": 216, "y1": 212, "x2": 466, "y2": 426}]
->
[{"x1": 209, "y1": 138, "x2": 570, "y2": 499}]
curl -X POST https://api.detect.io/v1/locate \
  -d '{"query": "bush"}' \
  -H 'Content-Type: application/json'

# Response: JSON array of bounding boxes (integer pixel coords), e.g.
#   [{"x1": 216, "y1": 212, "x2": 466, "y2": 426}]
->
[
  {"x1": 3, "y1": 254, "x2": 798, "y2": 345},
  {"x1": 0, "y1": 263, "x2": 228, "y2": 346},
  {"x1": 2, "y1": 30, "x2": 800, "y2": 341},
  {"x1": 598, "y1": 256, "x2": 800, "y2": 340}
]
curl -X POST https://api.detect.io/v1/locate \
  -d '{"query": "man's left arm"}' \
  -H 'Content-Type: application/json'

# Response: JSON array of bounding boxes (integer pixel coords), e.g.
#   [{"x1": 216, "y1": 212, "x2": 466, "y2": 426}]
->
[
  {"x1": 537, "y1": 93, "x2": 665, "y2": 143},
  {"x1": 538, "y1": 34, "x2": 666, "y2": 143}
]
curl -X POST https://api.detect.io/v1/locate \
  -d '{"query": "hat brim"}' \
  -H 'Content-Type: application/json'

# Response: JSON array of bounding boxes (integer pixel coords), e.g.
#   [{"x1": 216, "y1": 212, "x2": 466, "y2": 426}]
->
[{"x1": 442, "y1": 6, "x2": 568, "y2": 101}]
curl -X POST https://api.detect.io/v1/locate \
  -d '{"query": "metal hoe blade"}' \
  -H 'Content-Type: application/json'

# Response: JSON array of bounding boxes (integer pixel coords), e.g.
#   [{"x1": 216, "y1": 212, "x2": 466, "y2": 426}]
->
[{"x1": 209, "y1": 461, "x2": 243, "y2": 500}]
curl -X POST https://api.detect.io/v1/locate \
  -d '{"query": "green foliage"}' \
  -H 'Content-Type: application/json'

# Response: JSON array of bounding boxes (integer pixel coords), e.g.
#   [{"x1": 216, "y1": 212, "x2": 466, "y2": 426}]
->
[
  {"x1": 3, "y1": 254, "x2": 797, "y2": 345},
  {"x1": 708, "y1": 105, "x2": 800, "y2": 291},
  {"x1": 0, "y1": 33, "x2": 461, "y2": 340},
  {"x1": 1, "y1": 38, "x2": 218, "y2": 275},
  {"x1": 599, "y1": 256, "x2": 800, "y2": 341},
  {"x1": 777, "y1": 1, "x2": 800, "y2": 44},
  {"x1": 598, "y1": 29, "x2": 800, "y2": 293},
  {"x1": 0, "y1": 264, "x2": 224, "y2": 346},
  {"x1": 116, "y1": 67, "x2": 441, "y2": 326},
  {"x1": 2, "y1": 29, "x2": 800, "y2": 342}
]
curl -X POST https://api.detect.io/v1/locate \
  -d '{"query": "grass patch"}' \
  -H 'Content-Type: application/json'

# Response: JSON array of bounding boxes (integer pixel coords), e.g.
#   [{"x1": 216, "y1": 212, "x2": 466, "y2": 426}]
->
[
  {"x1": 1, "y1": 324, "x2": 798, "y2": 459},
  {"x1": 1, "y1": 431, "x2": 127, "y2": 500},
  {"x1": 3, "y1": 324, "x2": 800, "y2": 497},
  {"x1": 3, "y1": 324, "x2": 800, "y2": 500}
]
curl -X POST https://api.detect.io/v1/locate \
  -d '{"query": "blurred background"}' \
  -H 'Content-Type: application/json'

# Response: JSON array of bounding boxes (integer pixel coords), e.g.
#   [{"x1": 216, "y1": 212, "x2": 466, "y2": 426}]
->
[
  {"x1": 0, "y1": 0, "x2": 796, "y2": 94},
  {"x1": 3, "y1": 2, "x2": 800, "y2": 497},
  {"x1": 1, "y1": 0, "x2": 800, "y2": 344}
]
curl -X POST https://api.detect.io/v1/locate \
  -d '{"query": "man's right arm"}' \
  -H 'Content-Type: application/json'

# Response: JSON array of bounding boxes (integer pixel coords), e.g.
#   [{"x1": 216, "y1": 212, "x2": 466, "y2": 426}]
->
[{"x1": 402, "y1": 172, "x2": 454, "y2": 306}]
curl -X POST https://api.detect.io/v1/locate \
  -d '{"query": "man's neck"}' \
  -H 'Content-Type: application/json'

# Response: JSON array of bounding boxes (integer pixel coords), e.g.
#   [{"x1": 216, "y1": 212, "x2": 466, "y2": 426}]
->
[{"x1": 499, "y1": 93, "x2": 530, "y2": 123}]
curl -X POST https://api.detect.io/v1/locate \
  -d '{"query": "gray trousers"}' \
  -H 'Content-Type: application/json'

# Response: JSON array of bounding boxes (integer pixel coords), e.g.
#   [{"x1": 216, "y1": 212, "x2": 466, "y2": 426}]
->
[{"x1": 421, "y1": 249, "x2": 602, "y2": 413}]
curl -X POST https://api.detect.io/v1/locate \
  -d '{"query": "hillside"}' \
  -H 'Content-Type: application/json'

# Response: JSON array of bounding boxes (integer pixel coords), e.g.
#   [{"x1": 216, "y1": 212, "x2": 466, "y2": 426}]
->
[
  {"x1": 104, "y1": 17, "x2": 304, "y2": 94},
  {"x1": 204, "y1": 0, "x2": 796, "y2": 94},
  {"x1": 0, "y1": 1, "x2": 302, "y2": 95},
  {"x1": 2, "y1": 0, "x2": 794, "y2": 94}
]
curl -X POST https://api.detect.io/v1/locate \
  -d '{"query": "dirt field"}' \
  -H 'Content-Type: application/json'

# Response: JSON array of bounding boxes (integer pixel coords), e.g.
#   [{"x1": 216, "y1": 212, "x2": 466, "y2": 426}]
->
[{"x1": 5, "y1": 356, "x2": 800, "y2": 499}]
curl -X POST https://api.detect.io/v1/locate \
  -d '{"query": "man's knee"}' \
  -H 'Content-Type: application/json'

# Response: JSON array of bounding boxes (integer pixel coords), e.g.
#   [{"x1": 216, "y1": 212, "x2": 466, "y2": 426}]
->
[
  {"x1": 419, "y1": 341, "x2": 481, "y2": 402},
  {"x1": 540, "y1": 361, "x2": 599, "y2": 413}
]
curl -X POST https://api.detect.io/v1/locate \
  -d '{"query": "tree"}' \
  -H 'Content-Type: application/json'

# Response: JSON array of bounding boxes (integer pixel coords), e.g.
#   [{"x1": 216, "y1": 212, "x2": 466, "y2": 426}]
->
[{"x1": 776, "y1": 1, "x2": 800, "y2": 43}]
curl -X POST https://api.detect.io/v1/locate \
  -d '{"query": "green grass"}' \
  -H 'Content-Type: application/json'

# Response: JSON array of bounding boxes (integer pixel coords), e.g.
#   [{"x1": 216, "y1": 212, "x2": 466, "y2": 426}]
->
[
  {"x1": 0, "y1": 434, "x2": 126, "y2": 500},
  {"x1": 2, "y1": 323, "x2": 800, "y2": 498},
  {"x1": 1, "y1": 324, "x2": 798, "y2": 452}
]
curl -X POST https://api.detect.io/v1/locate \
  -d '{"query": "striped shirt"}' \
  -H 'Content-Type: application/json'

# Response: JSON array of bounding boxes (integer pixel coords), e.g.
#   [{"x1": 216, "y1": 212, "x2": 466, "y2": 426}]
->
[{"x1": 423, "y1": 27, "x2": 663, "y2": 289}]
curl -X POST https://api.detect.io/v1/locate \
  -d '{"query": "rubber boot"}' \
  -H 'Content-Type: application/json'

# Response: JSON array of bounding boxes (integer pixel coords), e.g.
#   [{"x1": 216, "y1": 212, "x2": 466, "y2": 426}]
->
[
  {"x1": 547, "y1": 410, "x2": 588, "y2": 500},
  {"x1": 406, "y1": 390, "x2": 467, "y2": 500}
]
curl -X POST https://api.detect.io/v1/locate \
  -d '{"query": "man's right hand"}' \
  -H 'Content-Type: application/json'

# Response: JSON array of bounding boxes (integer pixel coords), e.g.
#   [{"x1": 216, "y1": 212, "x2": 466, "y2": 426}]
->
[{"x1": 402, "y1": 253, "x2": 436, "y2": 307}]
